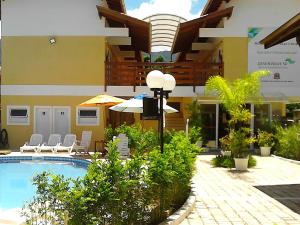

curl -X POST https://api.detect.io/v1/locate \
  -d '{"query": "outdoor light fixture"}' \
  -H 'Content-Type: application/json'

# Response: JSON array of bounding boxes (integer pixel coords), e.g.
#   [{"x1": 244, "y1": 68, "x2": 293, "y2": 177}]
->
[
  {"x1": 146, "y1": 70, "x2": 176, "y2": 153},
  {"x1": 49, "y1": 37, "x2": 56, "y2": 45}
]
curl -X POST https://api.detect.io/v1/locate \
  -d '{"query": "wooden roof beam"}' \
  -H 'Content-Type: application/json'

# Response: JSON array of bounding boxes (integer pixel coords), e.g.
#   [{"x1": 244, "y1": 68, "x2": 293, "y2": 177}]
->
[
  {"x1": 107, "y1": 37, "x2": 131, "y2": 45},
  {"x1": 192, "y1": 43, "x2": 214, "y2": 50},
  {"x1": 260, "y1": 12, "x2": 300, "y2": 49},
  {"x1": 119, "y1": 51, "x2": 135, "y2": 58},
  {"x1": 186, "y1": 53, "x2": 200, "y2": 61}
]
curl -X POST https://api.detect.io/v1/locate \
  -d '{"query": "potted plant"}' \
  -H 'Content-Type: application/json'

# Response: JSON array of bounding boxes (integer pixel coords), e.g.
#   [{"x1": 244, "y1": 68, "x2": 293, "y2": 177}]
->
[
  {"x1": 189, "y1": 126, "x2": 203, "y2": 147},
  {"x1": 205, "y1": 70, "x2": 269, "y2": 171},
  {"x1": 229, "y1": 128, "x2": 256, "y2": 170},
  {"x1": 219, "y1": 135, "x2": 231, "y2": 156},
  {"x1": 257, "y1": 130, "x2": 274, "y2": 156}
]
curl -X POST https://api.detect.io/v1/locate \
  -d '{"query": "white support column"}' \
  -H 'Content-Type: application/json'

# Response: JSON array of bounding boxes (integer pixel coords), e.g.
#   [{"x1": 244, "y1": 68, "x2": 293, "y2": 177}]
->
[
  {"x1": 250, "y1": 104, "x2": 255, "y2": 150},
  {"x1": 269, "y1": 104, "x2": 273, "y2": 123},
  {"x1": 216, "y1": 104, "x2": 219, "y2": 149}
]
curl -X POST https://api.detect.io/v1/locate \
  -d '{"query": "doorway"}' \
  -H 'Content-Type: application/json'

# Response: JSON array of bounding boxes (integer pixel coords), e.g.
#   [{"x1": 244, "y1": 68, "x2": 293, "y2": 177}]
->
[{"x1": 34, "y1": 106, "x2": 70, "y2": 142}]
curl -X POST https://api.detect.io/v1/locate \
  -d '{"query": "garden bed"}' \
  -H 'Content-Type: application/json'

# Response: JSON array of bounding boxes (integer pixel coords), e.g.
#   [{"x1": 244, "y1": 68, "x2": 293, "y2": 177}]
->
[{"x1": 22, "y1": 125, "x2": 201, "y2": 225}]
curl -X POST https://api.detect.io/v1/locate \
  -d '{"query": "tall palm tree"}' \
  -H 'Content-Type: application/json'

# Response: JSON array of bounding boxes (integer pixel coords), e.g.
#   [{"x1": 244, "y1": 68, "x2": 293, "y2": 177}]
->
[{"x1": 205, "y1": 70, "x2": 270, "y2": 128}]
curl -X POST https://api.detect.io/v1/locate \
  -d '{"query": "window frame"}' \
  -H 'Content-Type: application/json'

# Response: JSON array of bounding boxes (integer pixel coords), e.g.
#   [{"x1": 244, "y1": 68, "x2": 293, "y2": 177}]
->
[
  {"x1": 7, "y1": 105, "x2": 30, "y2": 125},
  {"x1": 76, "y1": 107, "x2": 99, "y2": 126}
]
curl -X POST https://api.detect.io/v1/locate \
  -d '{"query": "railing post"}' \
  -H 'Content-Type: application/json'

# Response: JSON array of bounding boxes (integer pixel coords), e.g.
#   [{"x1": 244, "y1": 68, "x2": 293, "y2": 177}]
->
[
  {"x1": 193, "y1": 62, "x2": 196, "y2": 93},
  {"x1": 133, "y1": 63, "x2": 136, "y2": 92}
]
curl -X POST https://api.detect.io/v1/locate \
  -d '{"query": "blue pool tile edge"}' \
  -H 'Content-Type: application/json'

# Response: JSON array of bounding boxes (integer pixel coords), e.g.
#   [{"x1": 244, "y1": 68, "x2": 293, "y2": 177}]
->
[{"x1": 0, "y1": 156, "x2": 91, "y2": 168}]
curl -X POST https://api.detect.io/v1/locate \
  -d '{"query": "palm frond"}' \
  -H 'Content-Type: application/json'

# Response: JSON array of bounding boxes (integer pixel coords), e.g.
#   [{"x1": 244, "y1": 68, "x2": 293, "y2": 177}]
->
[
  {"x1": 205, "y1": 76, "x2": 234, "y2": 109},
  {"x1": 204, "y1": 70, "x2": 270, "y2": 124}
]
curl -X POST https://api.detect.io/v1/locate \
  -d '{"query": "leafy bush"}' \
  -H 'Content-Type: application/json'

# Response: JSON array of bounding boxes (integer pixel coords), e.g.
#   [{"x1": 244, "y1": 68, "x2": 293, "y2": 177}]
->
[
  {"x1": 257, "y1": 129, "x2": 274, "y2": 147},
  {"x1": 188, "y1": 100, "x2": 202, "y2": 128},
  {"x1": 23, "y1": 131, "x2": 198, "y2": 225},
  {"x1": 211, "y1": 155, "x2": 256, "y2": 168},
  {"x1": 275, "y1": 124, "x2": 300, "y2": 160},
  {"x1": 188, "y1": 126, "x2": 202, "y2": 144},
  {"x1": 154, "y1": 55, "x2": 165, "y2": 62},
  {"x1": 105, "y1": 124, "x2": 116, "y2": 141},
  {"x1": 211, "y1": 155, "x2": 234, "y2": 168},
  {"x1": 228, "y1": 128, "x2": 255, "y2": 158},
  {"x1": 219, "y1": 135, "x2": 230, "y2": 152},
  {"x1": 112, "y1": 124, "x2": 159, "y2": 154}
]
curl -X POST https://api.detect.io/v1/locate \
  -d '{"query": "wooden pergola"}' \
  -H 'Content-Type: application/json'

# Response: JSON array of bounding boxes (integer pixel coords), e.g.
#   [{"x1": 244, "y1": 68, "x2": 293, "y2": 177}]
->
[
  {"x1": 202, "y1": 0, "x2": 231, "y2": 15},
  {"x1": 106, "y1": 0, "x2": 126, "y2": 13},
  {"x1": 97, "y1": 6, "x2": 151, "y2": 53},
  {"x1": 260, "y1": 12, "x2": 300, "y2": 49},
  {"x1": 172, "y1": 6, "x2": 234, "y2": 54}
]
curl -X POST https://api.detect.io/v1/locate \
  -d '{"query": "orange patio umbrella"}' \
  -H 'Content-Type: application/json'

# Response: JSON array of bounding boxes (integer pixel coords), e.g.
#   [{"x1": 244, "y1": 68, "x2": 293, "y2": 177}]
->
[{"x1": 79, "y1": 94, "x2": 125, "y2": 107}]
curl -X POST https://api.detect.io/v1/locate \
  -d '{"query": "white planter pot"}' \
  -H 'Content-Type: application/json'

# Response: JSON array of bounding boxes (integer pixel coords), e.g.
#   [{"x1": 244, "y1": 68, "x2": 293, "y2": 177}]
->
[
  {"x1": 234, "y1": 157, "x2": 249, "y2": 171},
  {"x1": 260, "y1": 147, "x2": 271, "y2": 157},
  {"x1": 222, "y1": 151, "x2": 231, "y2": 156}
]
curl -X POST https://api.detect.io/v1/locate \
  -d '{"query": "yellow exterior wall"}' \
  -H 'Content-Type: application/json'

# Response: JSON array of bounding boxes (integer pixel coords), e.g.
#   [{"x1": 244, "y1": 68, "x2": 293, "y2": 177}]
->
[
  {"x1": 1, "y1": 96, "x2": 106, "y2": 149},
  {"x1": 1, "y1": 36, "x2": 107, "y2": 149},
  {"x1": 223, "y1": 37, "x2": 248, "y2": 81},
  {"x1": 271, "y1": 103, "x2": 286, "y2": 117},
  {"x1": 2, "y1": 36, "x2": 105, "y2": 85}
]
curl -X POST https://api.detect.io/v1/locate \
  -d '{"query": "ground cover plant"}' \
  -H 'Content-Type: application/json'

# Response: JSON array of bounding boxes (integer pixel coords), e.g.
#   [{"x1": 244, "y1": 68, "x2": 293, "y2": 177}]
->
[
  {"x1": 22, "y1": 127, "x2": 201, "y2": 225},
  {"x1": 211, "y1": 155, "x2": 256, "y2": 168},
  {"x1": 274, "y1": 124, "x2": 300, "y2": 160},
  {"x1": 257, "y1": 129, "x2": 275, "y2": 147}
]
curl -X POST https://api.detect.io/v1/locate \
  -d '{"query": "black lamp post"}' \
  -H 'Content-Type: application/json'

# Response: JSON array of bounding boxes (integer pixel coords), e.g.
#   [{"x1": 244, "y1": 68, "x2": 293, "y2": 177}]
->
[{"x1": 146, "y1": 70, "x2": 176, "y2": 153}]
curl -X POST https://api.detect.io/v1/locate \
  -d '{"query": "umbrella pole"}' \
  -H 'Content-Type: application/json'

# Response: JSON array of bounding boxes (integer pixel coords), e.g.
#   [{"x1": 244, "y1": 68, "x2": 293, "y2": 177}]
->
[{"x1": 159, "y1": 88, "x2": 164, "y2": 154}]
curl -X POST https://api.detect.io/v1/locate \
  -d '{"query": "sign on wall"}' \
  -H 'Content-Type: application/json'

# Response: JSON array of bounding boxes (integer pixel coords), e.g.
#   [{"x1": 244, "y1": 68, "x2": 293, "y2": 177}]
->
[{"x1": 248, "y1": 27, "x2": 300, "y2": 96}]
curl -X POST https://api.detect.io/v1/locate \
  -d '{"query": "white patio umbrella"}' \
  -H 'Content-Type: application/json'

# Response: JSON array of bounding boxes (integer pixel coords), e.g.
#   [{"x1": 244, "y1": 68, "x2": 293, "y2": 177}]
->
[{"x1": 109, "y1": 98, "x2": 178, "y2": 114}]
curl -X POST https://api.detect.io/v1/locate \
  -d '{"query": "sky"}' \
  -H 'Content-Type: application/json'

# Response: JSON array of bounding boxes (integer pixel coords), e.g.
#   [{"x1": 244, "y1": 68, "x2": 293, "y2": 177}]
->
[{"x1": 125, "y1": 0, "x2": 207, "y2": 20}]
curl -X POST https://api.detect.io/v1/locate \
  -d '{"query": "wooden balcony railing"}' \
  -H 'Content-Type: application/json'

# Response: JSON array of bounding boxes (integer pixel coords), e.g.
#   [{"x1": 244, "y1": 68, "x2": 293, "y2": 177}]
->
[{"x1": 105, "y1": 62, "x2": 223, "y2": 92}]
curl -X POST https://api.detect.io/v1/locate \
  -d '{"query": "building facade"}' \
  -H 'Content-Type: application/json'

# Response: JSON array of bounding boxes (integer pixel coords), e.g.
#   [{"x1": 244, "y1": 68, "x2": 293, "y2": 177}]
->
[
  {"x1": 2, "y1": 0, "x2": 300, "y2": 149},
  {"x1": 1, "y1": 0, "x2": 137, "y2": 148}
]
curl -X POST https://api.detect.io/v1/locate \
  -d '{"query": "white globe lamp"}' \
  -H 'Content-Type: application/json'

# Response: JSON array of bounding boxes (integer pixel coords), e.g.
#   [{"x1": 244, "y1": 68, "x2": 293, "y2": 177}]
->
[
  {"x1": 146, "y1": 70, "x2": 165, "y2": 89},
  {"x1": 162, "y1": 74, "x2": 176, "y2": 91}
]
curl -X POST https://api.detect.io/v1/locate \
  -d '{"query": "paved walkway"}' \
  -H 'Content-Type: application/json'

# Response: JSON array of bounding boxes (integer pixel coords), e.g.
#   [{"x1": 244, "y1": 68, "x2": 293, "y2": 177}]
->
[{"x1": 181, "y1": 155, "x2": 300, "y2": 225}]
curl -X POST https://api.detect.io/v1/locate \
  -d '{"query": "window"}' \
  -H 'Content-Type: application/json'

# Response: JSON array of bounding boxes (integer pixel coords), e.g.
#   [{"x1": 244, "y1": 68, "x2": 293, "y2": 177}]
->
[
  {"x1": 79, "y1": 110, "x2": 97, "y2": 118},
  {"x1": 10, "y1": 109, "x2": 28, "y2": 117},
  {"x1": 76, "y1": 107, "x2": 99, "y2": 126},
  {"x1": 7, "y1": 106, "x2": 30, "y2": 125}
]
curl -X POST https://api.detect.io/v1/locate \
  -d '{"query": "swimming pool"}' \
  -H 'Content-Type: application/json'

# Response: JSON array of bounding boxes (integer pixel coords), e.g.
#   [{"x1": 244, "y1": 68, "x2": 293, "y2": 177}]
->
[{"x1": 0, "y1": 156, "x2": 89, "y2": 210}]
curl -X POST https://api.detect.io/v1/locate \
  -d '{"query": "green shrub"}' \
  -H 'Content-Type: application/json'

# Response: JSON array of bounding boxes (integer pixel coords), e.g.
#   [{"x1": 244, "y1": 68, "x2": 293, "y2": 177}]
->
[
  {"x1": 211, "y1": 155, "x2": 257, "y2": 168},
  {"x1": 211, "y1": 155, "x2": 234, "y2": 168},
  {"x1": 111, "y1": 123, "x2": 159, "y2": 154},
  {"x1": 257, "y1": 129, "x2": 274, "y2": 147},
  {"x1": 229, "y1": 128, "x2": 256, "y2": 158},
  {"x1": 219, "y1": 135, "x2": 230, "y2": 151},
  {"x1": 105, "y1": 124, "x2": 116, "y2": 141},
  {"x1": 275, "y1": 124, "x2": 300, "y2": 160},
  {"x1": 188, "y1": 126, "x2": 202, "y2": 144},
  {"x1": 23, "y1": 130, "x2": 198, "y2": 225}
]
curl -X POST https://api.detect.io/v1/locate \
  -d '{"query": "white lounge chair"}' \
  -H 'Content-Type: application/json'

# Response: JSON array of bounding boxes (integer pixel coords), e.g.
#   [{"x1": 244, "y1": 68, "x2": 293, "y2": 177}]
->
[
  {"x1": 20, "y1": 134, "x2": 43, "y2": 153},
  {"x1": 54, "y1": 134, "x2": 76, "y2": 154},
  {"x1": 38, "y1": 134, "x2": 61, "y2": 153},
  {"x1": 74, "y1": 131, "x2": 92, "y2": 155}
]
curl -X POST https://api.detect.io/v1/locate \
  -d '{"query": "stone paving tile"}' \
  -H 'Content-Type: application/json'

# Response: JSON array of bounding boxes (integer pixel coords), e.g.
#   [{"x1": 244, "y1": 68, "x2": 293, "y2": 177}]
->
[{"x1": 180, "y1": 155, "x2": 300, "y2": 225}]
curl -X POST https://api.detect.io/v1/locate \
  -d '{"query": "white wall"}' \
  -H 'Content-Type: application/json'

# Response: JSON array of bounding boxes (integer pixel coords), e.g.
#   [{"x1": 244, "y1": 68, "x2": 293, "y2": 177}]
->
[
  {"x1": 1, "y1": 85, "x2": 202, "y2": 97},
  {"x1": 210, "y1": 0, "x2": 300, "y2": 37},
  {"x1": 2, "y1": 0, "x2": 128, "y2": 36}
]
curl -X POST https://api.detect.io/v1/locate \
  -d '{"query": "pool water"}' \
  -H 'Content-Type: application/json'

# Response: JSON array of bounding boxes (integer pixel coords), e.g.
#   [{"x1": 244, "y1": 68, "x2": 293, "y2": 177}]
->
[{"x1": 0, "y1": 160, "x2": 87, "y2": 209}]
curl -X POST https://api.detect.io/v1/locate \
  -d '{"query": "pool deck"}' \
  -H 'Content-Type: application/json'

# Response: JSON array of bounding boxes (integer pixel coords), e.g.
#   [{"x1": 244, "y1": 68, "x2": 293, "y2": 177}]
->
[{"x1": 180, "y1": 155, "x2": 300, "y2": 225}]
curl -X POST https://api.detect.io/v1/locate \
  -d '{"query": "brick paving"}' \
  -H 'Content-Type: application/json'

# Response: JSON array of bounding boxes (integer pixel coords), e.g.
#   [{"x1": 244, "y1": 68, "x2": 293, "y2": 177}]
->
[{"x1": 180, "y1": 155, "x2": 300, "y2": 225}]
